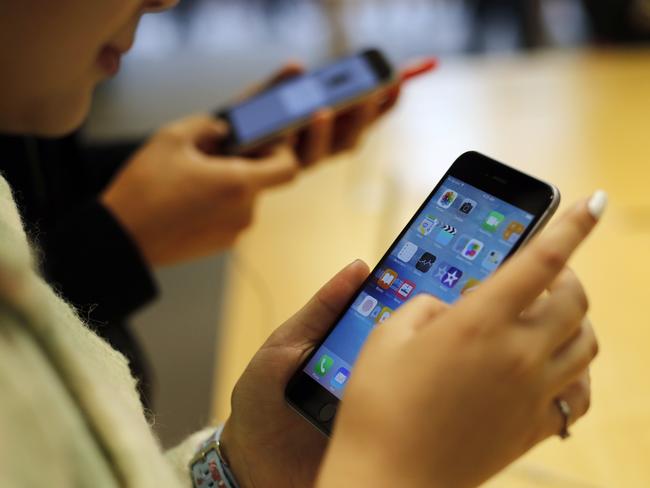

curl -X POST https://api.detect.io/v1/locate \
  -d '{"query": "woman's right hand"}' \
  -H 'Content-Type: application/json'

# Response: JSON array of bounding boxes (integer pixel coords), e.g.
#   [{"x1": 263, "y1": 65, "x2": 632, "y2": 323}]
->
[{"x1": 318, "y1": 193, "x2": 606, "y2": 488}]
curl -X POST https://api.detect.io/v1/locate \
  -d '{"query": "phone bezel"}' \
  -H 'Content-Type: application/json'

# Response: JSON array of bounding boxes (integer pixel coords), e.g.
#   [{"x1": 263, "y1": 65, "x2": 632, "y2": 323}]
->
[
  {"x1": 285, "y1": 151, "x2": 560, "y2": 436},
  {"x1": 218, "y1": 48, "x2": 395, "y2": 155}
]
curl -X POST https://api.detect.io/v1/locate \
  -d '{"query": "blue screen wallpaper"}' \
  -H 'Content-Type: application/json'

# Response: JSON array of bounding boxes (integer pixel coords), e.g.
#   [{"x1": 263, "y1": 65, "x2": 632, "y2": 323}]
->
[
  {"x1": 231, "y1": 55, "x2": 378, "y2": 143},
  {"x1": 305, "y1": 175, "x2": 535, "y2": 399}
]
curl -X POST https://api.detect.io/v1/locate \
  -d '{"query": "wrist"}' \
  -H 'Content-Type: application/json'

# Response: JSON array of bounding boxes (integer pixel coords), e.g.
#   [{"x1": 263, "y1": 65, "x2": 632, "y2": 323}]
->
[
  {"x1": 219, "y1": 420, "x2": 254, "y2": 488},
  {"x1": 100, "y1": 191, "x2": 156, "y2": 266}
]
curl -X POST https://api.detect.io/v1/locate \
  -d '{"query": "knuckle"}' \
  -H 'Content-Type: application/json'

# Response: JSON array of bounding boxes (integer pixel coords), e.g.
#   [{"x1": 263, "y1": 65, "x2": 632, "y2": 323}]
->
[
  {"x1": 572, "y1": 385, "x2": 592, "y2": 419},
  {"x1": 572, "y1": 207, "x2": 595, "y2": 236},
  {"x1": 590, "y1": 336, "x2": 600, "y2": 360},
  {"x1": 238, "y1": 208, "x2": 255, "y2": 230},
  {"x1": 458, "y1": 320, "x2": 483, "y2": 342},
  {"x1": 283, "y1": 164, "x2": 299, "y2": 182},
  {"x1": 574, "y1": 345, "x2": 595, "y2": 373},
  {"x1": 580, "y1": 393, "x2": 592, "y2": 417},
  {"x1": 505, "y1": 346, "x2": 538, "y2": 381},
  {"x1": 578, "y1": 290, "x2": 590, "y2": 315},
  {"x1": 224, "y1": 167, "x2": 251, "y2": 195},
  {"x1": 536, "y1": 246, "x2": 566, "y2": 272},
  {"x1": 457, "y1": 314, "x2": 484, "y2": 344},
  {"x1": 286, "y1": 150, "x2": 301, "y2": 170},
  {"x1": 573, "y1": 283, "x2": 590, "y2": 314},
  {"x1": 420, "y1": 294, "x2": 448, "y2": 318}
]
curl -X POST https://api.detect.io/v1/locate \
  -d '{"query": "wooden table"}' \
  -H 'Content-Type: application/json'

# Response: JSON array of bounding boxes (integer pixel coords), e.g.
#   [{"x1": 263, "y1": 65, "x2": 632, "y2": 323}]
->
[{"x1": 212, "y1": 49, "x2": 650, "y2": 487}]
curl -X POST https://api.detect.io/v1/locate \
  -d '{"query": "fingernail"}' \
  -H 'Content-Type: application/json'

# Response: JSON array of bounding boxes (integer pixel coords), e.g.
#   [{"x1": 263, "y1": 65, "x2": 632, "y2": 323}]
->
[{"x1": 587, "y1": 190, "x2": 608, "y2": 220}]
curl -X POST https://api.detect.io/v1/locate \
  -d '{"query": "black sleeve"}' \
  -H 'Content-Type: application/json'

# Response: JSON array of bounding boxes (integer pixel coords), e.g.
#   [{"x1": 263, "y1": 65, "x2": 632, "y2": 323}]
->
[
  {"x1": 77, "y1": 138, "x2": 142, "y2": 195},
  {"x1": 41, "y1": 198, "x2": 157, "y2": 327}
]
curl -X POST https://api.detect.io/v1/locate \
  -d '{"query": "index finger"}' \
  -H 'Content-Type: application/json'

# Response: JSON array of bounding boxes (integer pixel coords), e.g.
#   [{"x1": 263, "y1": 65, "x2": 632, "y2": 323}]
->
[{"x1": 469, "y1": 191, "x2": 607, "y2": 319}]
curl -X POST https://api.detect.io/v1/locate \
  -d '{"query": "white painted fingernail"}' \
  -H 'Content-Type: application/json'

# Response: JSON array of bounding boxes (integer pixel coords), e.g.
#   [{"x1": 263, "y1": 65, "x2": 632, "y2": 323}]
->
[{"x1": 587, "y1": 190, "x2": 608, "y2": 220}]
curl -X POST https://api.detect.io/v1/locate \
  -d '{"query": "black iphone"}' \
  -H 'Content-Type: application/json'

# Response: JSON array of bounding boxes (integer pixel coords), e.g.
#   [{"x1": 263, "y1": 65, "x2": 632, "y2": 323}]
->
[
  {"x1": 218, "y1": 48, "x2": 394, "y2": 155},
  {"x1": 285, "y1": 151, "x2": 561, "y2": 435}
]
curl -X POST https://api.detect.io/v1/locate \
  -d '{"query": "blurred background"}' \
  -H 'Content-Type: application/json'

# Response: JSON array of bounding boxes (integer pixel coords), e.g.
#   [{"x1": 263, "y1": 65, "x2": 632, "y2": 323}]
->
[
  {"x1": 84, "y1": 1, "x2": 650, "y2": 486},
  {"x1": 86, "y1": 0, "x2": 650, "y2": 140}
]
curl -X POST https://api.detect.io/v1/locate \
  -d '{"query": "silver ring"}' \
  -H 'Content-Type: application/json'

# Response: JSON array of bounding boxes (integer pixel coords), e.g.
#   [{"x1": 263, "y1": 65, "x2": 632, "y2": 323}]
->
[{"x1": 555, "y1": 398, "x2": 571, "y2": 440}]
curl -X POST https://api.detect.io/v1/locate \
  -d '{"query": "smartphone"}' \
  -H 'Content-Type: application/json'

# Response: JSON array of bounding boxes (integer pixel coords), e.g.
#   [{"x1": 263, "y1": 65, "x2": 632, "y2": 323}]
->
[
  {"x1": 218, "y1": 48, "x2": 395, "y2": 155},
  {"x1": 285, "y1": 151, "x2": 561, "y2": 435}
]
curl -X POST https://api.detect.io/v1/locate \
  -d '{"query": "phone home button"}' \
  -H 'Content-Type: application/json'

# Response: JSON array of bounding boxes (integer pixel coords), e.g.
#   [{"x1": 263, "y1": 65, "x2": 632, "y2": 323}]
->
[{"x1": 318, "y1": 403, "x2": 337, "y2": 423}]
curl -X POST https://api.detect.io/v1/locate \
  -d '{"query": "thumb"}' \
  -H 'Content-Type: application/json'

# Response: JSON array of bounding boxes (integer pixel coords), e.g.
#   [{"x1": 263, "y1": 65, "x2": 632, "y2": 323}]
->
[
  {"x1": 168, "y1": 113, "x2": 228, "y2": 140},
  {"x1": 265, "y1": 260, "x2": 370, "y2": 350},
  {"x1": 264, "y1": 62, "x2": 304, "y2": 89},
  {"x1": 165, "y1": 114, "x2": 229, "y2": 154},
  {"x1": 237, "y1": 62, "x2": 305, "y2": 101}
]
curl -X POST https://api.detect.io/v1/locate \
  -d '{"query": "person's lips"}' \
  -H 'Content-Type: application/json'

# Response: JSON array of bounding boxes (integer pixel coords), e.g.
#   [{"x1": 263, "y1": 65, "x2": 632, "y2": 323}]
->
[{"x1": 97, "y1": 45, "x2": 126, "y2": 77}]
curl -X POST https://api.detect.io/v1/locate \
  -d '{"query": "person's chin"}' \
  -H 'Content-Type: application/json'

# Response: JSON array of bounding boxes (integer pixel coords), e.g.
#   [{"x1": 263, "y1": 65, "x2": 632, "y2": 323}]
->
[{"x1": 31, "y1": 85, "x2": 94, "y2": 137}]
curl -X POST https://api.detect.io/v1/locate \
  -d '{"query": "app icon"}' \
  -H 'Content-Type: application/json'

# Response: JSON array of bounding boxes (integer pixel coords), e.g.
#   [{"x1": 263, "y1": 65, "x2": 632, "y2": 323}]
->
[
  {"x1": 441, "y1": 266, "x2": 463, "y2": 288},
  {"x1": 458, "y1": 198, "x2": 477, "y2": 215},
  {"x1": 397, "y1": 241, "x2": 418, "y2": 263},
  {"x1": 453, "y1": 234, "x2": 471, "y2": 254},
  {"x1": 461, "y1": 278, "x2": 481, "y2": 295},
  {"x1": 437, "y1": 189, "x2": 458, "y2": 209},
  {"x1": 503, "y1": 221, "x2": 525, "y2": 243},
  {"x1": 418, "y1": 215, "x2": 439, "y2": 236},
  {"x1": 355, "y1": 293, "x2": 378, "y2": 317},
  {"x1": 434, "y1": 262, "x2": 450, "y2": 280},
  {"x1": 482, "y1": 211, "x2": 505, "y2": 232},
  {"x1": 375, "y1": 306, "x2": 393, "y2": 324},
  {"x1": 369, "y1": 305, "x2": 382, "y2": 320},
  {"x1": 416, "y1": 252, "x2": 436, "y2": 273},
  {"x1": 461, "y1": 238, "x2": 484, "y2": 261},
  {"x1": 378, "y1": 269, "x2": 398, "y2": 290},
  {"x1": 435, "y1": 224, "x2": 457, "y2": 246},
  {"x1": 481, "y1": 250, "x2": 504, "y2": 272},
  {"x1": 331, "y1": 367, "x2": 350, "y2": 389},
  {"x1": 395, "y1": 280, "x2": 416, "y2": 300},
  {"x1": 314, "y1": 354, "x2": 334, "y2": 377}
]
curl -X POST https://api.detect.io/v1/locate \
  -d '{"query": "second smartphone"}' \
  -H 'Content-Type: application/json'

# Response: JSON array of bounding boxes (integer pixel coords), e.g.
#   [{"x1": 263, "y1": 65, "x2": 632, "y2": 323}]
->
[
  {"x1": 285, "y1": 151, "x2": 561, "y2": 435},
  {"x1": 218, "y1": 48, "x2": 394, "y2": 155}
]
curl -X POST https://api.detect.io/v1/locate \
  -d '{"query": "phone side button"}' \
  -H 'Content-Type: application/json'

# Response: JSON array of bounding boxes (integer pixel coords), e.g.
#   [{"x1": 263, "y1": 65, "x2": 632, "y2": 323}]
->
[{"x1": 318, "y1": 403, "x2": 337, "y2": 423}]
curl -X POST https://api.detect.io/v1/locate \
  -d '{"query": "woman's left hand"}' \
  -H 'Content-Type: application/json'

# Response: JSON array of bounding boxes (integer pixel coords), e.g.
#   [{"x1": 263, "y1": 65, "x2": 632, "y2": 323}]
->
[{"x1": 219, "y1": 260, "x2": 377, "y2": 488}]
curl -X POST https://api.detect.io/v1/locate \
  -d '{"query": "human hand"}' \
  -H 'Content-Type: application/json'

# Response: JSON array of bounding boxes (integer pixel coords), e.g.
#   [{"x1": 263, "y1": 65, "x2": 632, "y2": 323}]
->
[
  {"x1": 219, "y1": 260, "x2": 372, "y2": 488},
  {"x1": 101, "y1": 114, "x2": 299, "y2": 266},
  {"x1": 318, "y1": 194, "x2": 606, "y2": 488},
  {"x1": 242, "y1": 63, "x2": 401, "y2": 166}
]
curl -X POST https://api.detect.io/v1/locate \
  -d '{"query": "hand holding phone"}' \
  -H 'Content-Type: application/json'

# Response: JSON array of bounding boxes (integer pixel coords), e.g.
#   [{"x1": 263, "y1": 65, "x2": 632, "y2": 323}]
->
[
  {"x1": 219, "y1": 260, "x2": 371, "y2": 488},
  {"x1": 317, "y1": 191, "x2": 603, "y2": 487},
  {"x1": 218, "y1": 163, "x2": 604, "y2": 486},
  {"x1": 218, "y1": 49, "x2": 395, "y2": 156},
  {"x1": 218, "y1": 49, "x2": 435, "y2": 161},
  {"x1": 286, "y1": 151, "x2": 563, "y2": 433}
]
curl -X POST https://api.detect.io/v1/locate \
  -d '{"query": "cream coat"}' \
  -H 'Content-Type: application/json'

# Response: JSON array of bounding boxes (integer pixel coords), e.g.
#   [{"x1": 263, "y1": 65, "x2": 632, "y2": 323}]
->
[{"x1": 0, "y1": 176, "x2": 212, "y2": 487}]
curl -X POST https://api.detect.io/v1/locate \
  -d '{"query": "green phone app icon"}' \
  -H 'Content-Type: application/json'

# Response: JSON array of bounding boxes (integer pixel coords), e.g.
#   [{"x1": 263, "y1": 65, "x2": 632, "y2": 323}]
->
[
  {"x1": 314, "y1": 355, "x2": 334, "y2": 376},
  {"x1": 482, "y1": 211, "x2": 505, "y2": 232}
]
